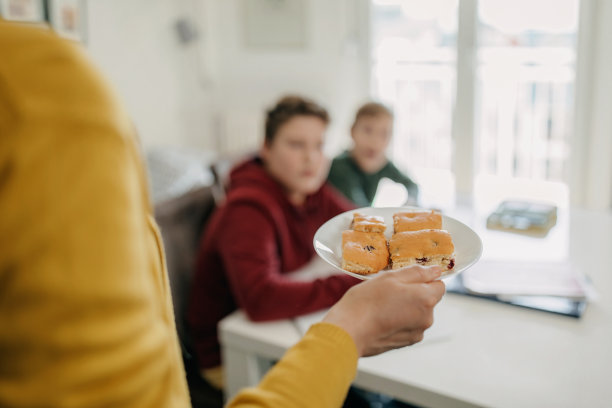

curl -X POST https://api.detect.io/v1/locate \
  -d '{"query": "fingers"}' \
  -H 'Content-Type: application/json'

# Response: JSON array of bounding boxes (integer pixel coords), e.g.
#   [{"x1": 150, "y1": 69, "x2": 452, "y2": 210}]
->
[
  {"x1": 384, "y1": 329, "x2": 426, "y2": 346},
  {"x1": 425, "y1": 280, "x2": 446, "y2": 304},
  {"x1": 388, "y1": 265, "x2": 443, "y2": 284},
  {"x1": 361, "y1": 330, "x2": 427, "y2": 357},
  {"x1": 331, "y1": 264, "x2": 447, "y2": 359}
]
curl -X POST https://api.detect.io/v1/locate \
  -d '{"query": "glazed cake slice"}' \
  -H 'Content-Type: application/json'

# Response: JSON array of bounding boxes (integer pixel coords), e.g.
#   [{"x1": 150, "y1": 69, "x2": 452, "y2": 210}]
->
[
  {"x1": 393, "y1": 210, "x2": 442, "y2": 233},
  {"x1": 389, "y1": 229, "x2": 455, "y2": 270},
  {"x1": 341, "y1": 230, "x2": 389, "y2": 274},
  {"x1": 351, "y1": 213, "x2": 386, "y2": 233}
]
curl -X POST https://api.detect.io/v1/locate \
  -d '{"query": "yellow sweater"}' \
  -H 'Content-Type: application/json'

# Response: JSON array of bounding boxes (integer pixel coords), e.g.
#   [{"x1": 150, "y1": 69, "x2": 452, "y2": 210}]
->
[
  {"x1": 0, "y1": 21, "x2": 190, "y2": 407},
  {"x1": 227, "y1": 322, "x2": 358, "y2": 408},
  {"x1": 0, "y1": 21, "x2": 358, "y2": 408}
]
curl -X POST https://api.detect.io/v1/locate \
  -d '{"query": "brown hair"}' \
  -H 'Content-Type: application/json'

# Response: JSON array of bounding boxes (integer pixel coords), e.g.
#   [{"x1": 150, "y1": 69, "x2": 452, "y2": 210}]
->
[
  {"x1": 265, "y1": 95, "x2": 330, "y2": 144},
  {"x1": 352, "y1": 102, "x2": 393, "y2": 129}
]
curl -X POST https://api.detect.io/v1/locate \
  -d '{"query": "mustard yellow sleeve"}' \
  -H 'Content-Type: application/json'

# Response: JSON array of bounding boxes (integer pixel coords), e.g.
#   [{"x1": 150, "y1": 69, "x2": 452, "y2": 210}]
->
[
  {"x1": 227, "y1": 323, "x2": 359, "y2": 408},
  {"x1": 0, "y1": 22, "x2": 190, "y2": 407}
]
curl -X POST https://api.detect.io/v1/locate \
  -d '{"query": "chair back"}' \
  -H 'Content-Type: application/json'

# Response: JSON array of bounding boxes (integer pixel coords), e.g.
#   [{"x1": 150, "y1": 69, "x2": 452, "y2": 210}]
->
[{"x1": 155, "y1": 186, "x2": 216, "y2": 344}]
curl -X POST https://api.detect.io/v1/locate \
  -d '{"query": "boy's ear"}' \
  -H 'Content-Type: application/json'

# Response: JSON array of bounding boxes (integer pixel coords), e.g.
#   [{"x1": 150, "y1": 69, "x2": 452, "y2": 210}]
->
[{"x1": 260, "y1": 144, "x2": 269, "y2": 160}]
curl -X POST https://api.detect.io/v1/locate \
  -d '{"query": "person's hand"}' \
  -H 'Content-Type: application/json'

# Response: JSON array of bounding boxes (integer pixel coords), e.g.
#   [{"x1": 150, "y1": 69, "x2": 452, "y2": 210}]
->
[{"x1": 323, "y1": 265, "x2": 445, "y2": 357}]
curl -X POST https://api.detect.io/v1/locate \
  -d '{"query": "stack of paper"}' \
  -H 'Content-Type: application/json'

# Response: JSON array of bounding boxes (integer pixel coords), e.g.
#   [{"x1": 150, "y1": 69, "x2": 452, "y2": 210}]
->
[
  {"x1": 446, "y1": 259, "x2": 596, "y2": 318},
  {"x1": 461, "y1": 260, "x2": 594, "y2": 301}
]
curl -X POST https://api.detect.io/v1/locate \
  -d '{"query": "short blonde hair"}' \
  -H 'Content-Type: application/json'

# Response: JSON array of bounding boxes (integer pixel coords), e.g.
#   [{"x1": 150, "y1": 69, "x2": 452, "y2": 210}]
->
[{"x1": 352, "y1": 102, "x2": 393, "y2": 128}]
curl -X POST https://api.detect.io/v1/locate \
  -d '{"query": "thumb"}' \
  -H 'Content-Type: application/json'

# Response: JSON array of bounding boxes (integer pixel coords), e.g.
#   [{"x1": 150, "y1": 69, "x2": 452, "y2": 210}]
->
[{"x1": 389, "y1": 265, "x2": 443, "y2": 284}]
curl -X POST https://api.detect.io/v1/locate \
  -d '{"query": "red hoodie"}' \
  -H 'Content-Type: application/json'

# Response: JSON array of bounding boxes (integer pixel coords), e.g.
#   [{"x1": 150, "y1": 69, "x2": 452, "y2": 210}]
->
[{"x1": 186, "y1": 158, "x2": 359, "y2": 369}]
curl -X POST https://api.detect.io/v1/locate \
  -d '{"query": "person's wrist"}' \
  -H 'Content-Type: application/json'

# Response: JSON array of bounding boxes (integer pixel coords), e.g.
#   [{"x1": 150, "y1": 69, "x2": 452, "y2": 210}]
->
[{"x1": 322, "y1": 309, "x2": 366, "y2": 357}]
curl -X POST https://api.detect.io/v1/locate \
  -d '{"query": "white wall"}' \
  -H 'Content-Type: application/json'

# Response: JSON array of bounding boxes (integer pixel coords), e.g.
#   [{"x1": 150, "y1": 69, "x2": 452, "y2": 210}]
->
[
  {"x1": 85, "y1": 0, "x2": 371, "y2": 155},
  {"x1": 203, "y1": 0, "x2": 371, "y2": 155},
  {"x1": 571, "y1": 0, "x2": 612, "y2": 210},
  {"x1": 86, "y1": 0, "x2": 215, "y2": 150}
]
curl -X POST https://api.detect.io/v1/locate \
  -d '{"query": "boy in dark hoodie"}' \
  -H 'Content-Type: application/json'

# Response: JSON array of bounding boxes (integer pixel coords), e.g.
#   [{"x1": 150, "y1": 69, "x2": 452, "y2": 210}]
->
[{"x1": 187, "y1": 96, "x2": 360, "y2": 389}]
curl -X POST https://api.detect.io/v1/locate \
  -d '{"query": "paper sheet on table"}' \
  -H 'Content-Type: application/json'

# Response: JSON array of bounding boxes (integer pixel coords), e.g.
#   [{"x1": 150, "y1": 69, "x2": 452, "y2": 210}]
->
[
  {"x1": 293, "y1": 309, "x2": 452, "y2": 345},
  {"x1": 461, "y1": 260, "x2": 596, "y2": 300}
]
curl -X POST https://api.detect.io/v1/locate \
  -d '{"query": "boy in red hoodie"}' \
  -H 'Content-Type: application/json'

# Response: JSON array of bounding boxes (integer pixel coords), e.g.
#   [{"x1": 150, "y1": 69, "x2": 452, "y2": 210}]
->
[{"x1": 187, "y1": 96, "x2": 359, "y2": 389}]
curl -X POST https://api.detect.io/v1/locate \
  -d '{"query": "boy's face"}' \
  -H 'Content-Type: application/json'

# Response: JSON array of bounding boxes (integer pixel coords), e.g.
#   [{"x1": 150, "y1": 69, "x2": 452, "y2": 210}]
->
[
  {"x1": 351, "y1": 113, "x2": 392, "y2": 173},
  {"x1": 261, "y1": 115, "x2": 327, "y2": 203}
]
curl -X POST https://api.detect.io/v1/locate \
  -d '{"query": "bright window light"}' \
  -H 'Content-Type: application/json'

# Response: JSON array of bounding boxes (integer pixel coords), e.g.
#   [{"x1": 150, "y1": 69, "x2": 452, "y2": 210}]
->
[{"x1": 371, "y1": 0, "x2": 579, "y2": 210}]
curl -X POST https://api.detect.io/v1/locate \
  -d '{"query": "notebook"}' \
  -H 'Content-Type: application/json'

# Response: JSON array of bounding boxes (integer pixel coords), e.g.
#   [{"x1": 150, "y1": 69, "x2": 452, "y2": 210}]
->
[{"x1": 446, "y1": 274, "x2": 590, "y2": 318}]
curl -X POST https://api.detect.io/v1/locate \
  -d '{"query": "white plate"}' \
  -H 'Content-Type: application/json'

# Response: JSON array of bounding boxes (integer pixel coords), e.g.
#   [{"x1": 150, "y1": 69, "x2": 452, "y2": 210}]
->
[{"x1": 313, "y1": 207, "x2": 483, "y2": 280}]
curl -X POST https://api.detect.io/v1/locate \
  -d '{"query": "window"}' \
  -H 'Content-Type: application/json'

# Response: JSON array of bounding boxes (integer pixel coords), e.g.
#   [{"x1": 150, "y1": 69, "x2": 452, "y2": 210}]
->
[
  {"x1": 372, "y1": 0, "x2": 458, "y2": 208},
  {"x1": 371, "y1": 0, "x2": 579, "y2": 210}
]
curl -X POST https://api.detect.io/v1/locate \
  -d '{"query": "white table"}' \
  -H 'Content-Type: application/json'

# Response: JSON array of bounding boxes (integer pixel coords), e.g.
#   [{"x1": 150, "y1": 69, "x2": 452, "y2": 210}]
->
[{"x1": 219, "y1": 208, "x2": 612, "y2": 408}]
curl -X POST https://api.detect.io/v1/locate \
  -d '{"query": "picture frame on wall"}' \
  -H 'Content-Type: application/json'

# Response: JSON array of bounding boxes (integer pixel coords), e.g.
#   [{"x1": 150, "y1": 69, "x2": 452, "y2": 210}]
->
[
  {"x1": 47, "y1": 0, "x2": 86, "y2": 43},
  {"x1": 0, "y1": 0, "x2": 45, "y2": 22},
  {"x1": 243, "y1": 0, "x2": 308, "y2": 50}
]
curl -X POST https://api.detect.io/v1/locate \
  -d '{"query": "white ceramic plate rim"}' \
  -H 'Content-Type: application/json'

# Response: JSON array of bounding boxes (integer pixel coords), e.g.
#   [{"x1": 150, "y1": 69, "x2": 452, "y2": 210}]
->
[{"x1": 313, "y1": 206, "x2": 483, "y2": 280}]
